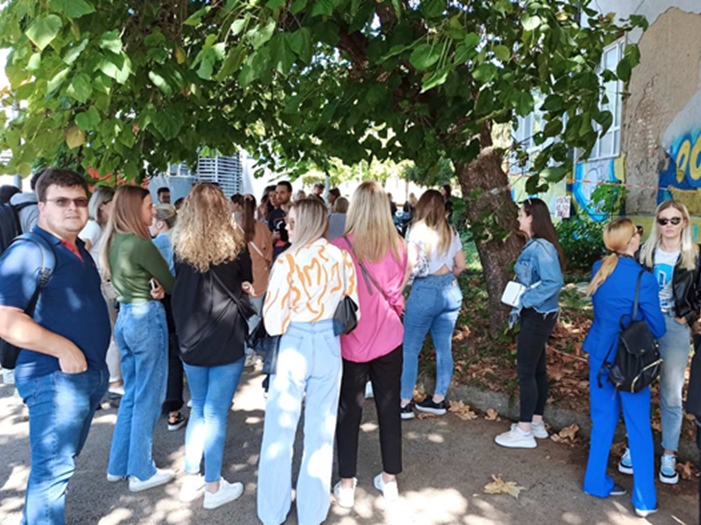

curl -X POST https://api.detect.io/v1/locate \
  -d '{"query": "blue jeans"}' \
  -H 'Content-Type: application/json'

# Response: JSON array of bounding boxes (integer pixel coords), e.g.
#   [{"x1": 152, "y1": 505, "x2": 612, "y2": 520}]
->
[
  {"x1": 16, "y1": 369, "x2": 108, "y2": 525},
  {"x1": 257, "y1": 320, "x2": 342, "y2": 525},
  {"x1": 401, "y1": 274, "x2": 462, "y2": 400},
  {"x1": 658, "y1": 313, "x2": 691, "y2": 452},
  {"x1": 108, "y1": 301, "x2": 168, "y2": 481},
  {"x1": 183, "y1": 359, "x2": 245, "y2": 482},
  {"x1": 584, "y1": 357, "x2": 656, "y2": 511}
]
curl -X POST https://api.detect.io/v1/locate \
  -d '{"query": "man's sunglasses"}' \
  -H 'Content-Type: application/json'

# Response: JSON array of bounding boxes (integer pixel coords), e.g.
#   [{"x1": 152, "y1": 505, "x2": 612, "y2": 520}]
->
[
  {"x1": 657, "y1": 217, "x2": 682, "y2": 226},
  {"x1": 45, "y1": 197, "x2": 89, "y2": 208}
]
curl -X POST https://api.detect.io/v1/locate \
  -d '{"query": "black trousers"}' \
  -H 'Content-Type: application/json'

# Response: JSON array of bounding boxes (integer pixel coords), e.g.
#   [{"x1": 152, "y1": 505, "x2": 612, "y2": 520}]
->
[
  {"x1": 516, "y1": 308, "x2": 557, "y2": 423},
  {"x1": 162, "y1": 331, "x2": 184, "y2": 414},
  {"x1": 336, "y1": 346, "x2": 403, "y2": 479}
]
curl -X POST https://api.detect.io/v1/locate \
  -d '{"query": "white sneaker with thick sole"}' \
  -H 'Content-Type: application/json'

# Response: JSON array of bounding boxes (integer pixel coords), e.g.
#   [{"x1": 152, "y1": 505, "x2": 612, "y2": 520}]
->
[
  {"x1": 128, "y1": 468, "x2": 175, "y2": 493},
  {"x1": 373, "y1": 474, "x2": 399, "y2": 501},
  {"x1": 179, "y1": 474, "x2": 206, "y2": 503},
  {"x1": 635, "y1": 508, "x2": 658, "y2": 518},
  {"x1": 333, "y1": 478, "x2": 357, "y2": 508},
  {"x1": 618, "y1": 447, "x2": 633, "y2": 475},
  {"x1": 106, "y1": 473, "x2": 125, "y2": 483},
  {"x1": 203, "y1": 479, "x2": 244, "y2": 510},
  {"x1": 531, "y1": 421, "x2": 549, "y2": 439},
  {"x1": 659, "y1": 454, "x2": 679, "y2": 485},
  {"x1": 494, "y1": 424, "x2": 537, "y2": 449}
]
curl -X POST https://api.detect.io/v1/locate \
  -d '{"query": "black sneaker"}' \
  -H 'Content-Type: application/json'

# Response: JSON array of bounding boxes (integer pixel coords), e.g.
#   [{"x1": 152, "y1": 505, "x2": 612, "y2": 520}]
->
[
  {"x1": 400, "y1": 403, "x2": 415, "y2": 420},
  {"x1": 610, "y1": 484, "x2": 627, "y2": 496},
  {"x1": 168, "y1": 412, "x2": 187, "y2": 431},
  {"x1": 415, "y1": 398, "x2": 447, "y2": 416}
]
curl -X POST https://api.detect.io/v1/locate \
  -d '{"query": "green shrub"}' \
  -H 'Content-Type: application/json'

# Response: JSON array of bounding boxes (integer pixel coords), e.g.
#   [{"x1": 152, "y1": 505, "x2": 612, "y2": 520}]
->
[{"x1": 556, "y1": 218, "x2": 605, "y2": 272}]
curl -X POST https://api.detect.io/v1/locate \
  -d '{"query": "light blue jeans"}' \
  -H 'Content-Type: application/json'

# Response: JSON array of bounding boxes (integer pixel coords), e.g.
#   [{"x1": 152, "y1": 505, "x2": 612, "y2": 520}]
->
[
  {"x1": 257, "y1": 320, "x2": 342, "y2": 525},
  {"x1": 108, "y1": 301, "x2": 168, "y2": 481},
  {"x1": 16, "y1": 369, "x2": 108, "y2": 525},
  {"x1": 183, "y1": 358, "x2": 245, "y2": 483},
  {"x1": 401, "y1": 274, "x2": 463, "y2": 400},
  {"x1": 658, "y1": 313, "x2": 692, "y2": 452}
]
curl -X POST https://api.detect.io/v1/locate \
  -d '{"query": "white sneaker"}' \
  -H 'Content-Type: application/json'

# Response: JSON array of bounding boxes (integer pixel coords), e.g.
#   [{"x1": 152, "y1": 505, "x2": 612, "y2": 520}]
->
[
  {"x1": 128, "y1": 468, "x2": 175, "y2": 492},
  {"x1": 531, "y1": 421, "x2": 549, "y2": 439},
  {"x1": 494, "y1": 424, "x2": 537, "y2": 449},
  {"x1": 179, "y1": 474, "x2": 206, "y2": 503},
  {"x1": 373, "y1": 473, "x2": 399, "y2": 501},
  {"x1": 365, "y1": 382, "x2": 374, "y2": 399},
  {"x1": 659, "y1": 453, "x2": 679, "y2": 485},
  {"x1": 635, "y1": 508, "x2": 658, "y2": 518},
  {"x1": 106, "y1": 473, "x2": 125, "y2": 483},
  {"x1": 187, "y1": 399, "x2": 193, "y2": 408},
  {"x1": 203, "y1": 479, "x2": 244, "y2": 510},
  {"x1": 333, "y1": 478, "x2": 357, "y2": 508},
  {"x1": 618, "y1": 447, "x2": 633, "y2": 475}
]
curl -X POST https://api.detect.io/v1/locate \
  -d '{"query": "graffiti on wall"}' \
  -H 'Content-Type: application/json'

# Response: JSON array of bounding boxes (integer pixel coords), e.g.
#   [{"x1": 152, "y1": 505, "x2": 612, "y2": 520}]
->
[{"x1": 572, "y1": 156, "x2": 626, "y2": 222}]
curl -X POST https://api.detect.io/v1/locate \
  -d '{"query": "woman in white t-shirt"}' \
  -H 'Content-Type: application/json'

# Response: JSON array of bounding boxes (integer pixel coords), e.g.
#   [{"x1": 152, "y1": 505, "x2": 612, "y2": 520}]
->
[
  {"x1": 632, "y1": 200, "x2": 701, "y2": 484},
  {"x1": 400, "y1": 190, "x2": 466, "y2": 420}
]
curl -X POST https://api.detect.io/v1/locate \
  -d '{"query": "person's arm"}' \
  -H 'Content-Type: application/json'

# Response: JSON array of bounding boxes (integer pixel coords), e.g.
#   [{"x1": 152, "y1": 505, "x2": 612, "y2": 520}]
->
[
  {"x1": 639, "y1": 271, "x2": 666, "y2": 339},
  {"x1": 0, "y1": 307, "x2": 86, "y2": 373},
  {"x1": 138, "y1": 238, "x2": 175, "y2": 293},
  {"x1": 402, "y1": 242, "x2": 417, "y2": 289},
  {"x1": 263, "y1": 254, "x2": 293, "y2": 335},
  {"x1": 520, "y1": 243, "x2": 564, "y2": 309},
  {"x1": 452, "y1": 250, "x2": 466, "y2": 277},
  {"x1": 79, "y1": 221, "x2": 101, "y2": 253}
]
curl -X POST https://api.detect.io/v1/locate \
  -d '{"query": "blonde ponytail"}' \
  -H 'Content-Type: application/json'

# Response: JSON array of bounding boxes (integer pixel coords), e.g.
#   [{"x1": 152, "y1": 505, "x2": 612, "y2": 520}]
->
[{"x1": 586, "y1": 254, "x2": 619, "y2": 296}]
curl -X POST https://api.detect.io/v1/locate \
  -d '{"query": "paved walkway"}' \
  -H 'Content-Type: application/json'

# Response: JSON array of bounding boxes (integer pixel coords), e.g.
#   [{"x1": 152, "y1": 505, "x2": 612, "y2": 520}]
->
[{"x1": 0, "y1": 370, "x2": 697, "y2": 525}]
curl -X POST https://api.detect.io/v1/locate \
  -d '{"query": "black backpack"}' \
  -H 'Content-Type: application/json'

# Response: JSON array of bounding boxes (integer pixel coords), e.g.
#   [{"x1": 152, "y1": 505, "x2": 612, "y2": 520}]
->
[
  {"x1": 0, "y1": 232, "x2": 56, "y2": 370},
  {"x1": 0, "y1": 201, "x2": 35, "y2": 255},
  {"x1": 598, "y1": 270, "x2": 663, "y2": 394}
]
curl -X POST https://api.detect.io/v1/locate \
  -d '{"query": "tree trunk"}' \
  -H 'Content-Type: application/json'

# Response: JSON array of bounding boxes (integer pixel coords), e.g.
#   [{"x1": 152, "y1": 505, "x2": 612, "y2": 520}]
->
[{"x1": 454, "y1": 127, "x2": 523, "y2": 337}]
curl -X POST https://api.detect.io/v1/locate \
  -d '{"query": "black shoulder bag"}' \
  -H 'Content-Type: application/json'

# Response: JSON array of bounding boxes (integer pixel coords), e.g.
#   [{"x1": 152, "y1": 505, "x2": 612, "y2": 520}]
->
[
  {"x1": 210, "y1": 270, "x2": 257, "y2": 320},
  {"x1": 332, "y1": 242, "x2": 359, "y2": 336},
  {"x1": 598, "y1": 270, "x2": 663, "y2": 394}
]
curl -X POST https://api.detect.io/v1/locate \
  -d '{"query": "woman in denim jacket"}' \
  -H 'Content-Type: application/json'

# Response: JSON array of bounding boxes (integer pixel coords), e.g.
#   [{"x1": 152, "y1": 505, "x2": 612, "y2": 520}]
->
[
  {"x1": 495, "y1": 198, "x2": 564, "y2": 449},
  {"x1": 583, "y1": 218, "x2": 665, "y2": 518}
]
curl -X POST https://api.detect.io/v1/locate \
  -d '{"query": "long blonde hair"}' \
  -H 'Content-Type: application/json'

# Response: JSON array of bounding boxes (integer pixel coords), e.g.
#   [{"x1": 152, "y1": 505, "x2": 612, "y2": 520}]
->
[
  {"x1": 586, "y1": 218, "x2": 637, "y2": 296},
  {"x1": 100, "y1": 185, "x2": 152, "y2": 279},
  {"x1": 289, "y1": 198, "x2": 328, "y2": 251},
  {"x1": 172, "y1": 183, "x2": 244, "y2": 272},
  {"x1": 88, "y1": 186, "x2": 115, "y2": 226},
  {"x1": 640, "y1": 200, "x2": 698, "y2": 271},
  {"x1": 411, "y1": 190, "x2": 453, "y2": 256},
  {"x1": 344, "y1": 181, "x2": 401, "y2": 263}
]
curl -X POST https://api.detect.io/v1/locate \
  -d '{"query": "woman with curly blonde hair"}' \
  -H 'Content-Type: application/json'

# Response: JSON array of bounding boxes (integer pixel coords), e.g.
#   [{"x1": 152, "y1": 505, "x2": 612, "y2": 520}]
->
[{"x1": 170, "y1": 183, "x2": 254, "y2": 510}]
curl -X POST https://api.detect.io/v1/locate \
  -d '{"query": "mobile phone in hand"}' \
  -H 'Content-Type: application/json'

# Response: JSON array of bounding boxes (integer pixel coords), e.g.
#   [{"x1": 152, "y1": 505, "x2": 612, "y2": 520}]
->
[{"x1": 150, "y1": 278, "x2": 158, "y2": 291}]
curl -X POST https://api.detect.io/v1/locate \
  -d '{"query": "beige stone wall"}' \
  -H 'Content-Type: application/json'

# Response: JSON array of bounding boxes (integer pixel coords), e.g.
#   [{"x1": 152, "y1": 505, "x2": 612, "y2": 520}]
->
[{"x1": 623, "y1": 8, "x2": 701, "y2": 214}]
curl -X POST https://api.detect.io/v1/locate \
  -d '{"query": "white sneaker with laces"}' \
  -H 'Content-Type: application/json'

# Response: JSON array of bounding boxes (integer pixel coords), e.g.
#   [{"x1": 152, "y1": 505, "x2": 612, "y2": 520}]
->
[
  {"x1": 618, "y1": 447, "x2": 633, "y2": 475},
  {"x1": 635, "y1": 507, "x2": 658, "y2": 518},
  {"x1": 494, "y1": 424, "x2": 537, "y2": 449},
  {"x1": 531, "y1": 421, "x2": 548, "y2": 439},
  {"x1": 333, "y1": 478, "x2": 357, "y2": 508},
  {"x1": 128, "y1": 468, "x2": 175, "y2": 492},
  {"x1": 373, "y1": 473, "x2": 399, "y2": 501},
  {"x1": 179, "y1": 474, "x2": 206, "y2": 502},
  {"x1": 203, "y1": 479, "x2": 244, "y2": 510},
  {"x1": 659, "y1": 453, "x2": 679, "y2": 484}
]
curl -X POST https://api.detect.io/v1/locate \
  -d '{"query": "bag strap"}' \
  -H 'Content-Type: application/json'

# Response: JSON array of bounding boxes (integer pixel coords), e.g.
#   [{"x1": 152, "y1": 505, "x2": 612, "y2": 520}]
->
[
  {"x1": 342, "y1": 235, "x2": 391, "y2": 304},
  {"x1": 14, "y1": 233, "x2": 56, "y2": 316},
  {"x1": 249, "y1": 239, "x2": 265, "y2": 259},
  {"x1": 632, "y1": 270, "x2": 643, "y2": 319},
  {"x1": 211, "y1": 269, "x2": 248, "y2": 311}
]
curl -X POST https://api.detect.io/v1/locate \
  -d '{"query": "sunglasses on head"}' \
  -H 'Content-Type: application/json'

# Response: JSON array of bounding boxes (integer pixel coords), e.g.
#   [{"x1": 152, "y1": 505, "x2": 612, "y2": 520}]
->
[{"x1": 657, "y1": 217, "x2": 682, "y2": 226}]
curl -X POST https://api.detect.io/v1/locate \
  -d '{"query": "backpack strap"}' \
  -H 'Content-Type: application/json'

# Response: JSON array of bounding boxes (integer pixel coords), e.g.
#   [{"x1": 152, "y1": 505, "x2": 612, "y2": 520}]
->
[{"x1": 12, "y1": 232, "x2": 56, "y2": 316}]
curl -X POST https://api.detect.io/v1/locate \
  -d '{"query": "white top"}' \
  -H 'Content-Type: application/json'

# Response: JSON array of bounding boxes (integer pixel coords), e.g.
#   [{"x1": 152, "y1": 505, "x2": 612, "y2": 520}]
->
[
  {"x1": 653, "y1": 248, "x2": 679, "y2": 311},
  {"x1": 79, "y1": 219, "x2": 104, "y2": 269},
  {"x1": 409, "y1": 224, "x2": 463, "y2": 275},
  {"x1": 263, "y1": 239, "x2": 359, "y2": 336}
]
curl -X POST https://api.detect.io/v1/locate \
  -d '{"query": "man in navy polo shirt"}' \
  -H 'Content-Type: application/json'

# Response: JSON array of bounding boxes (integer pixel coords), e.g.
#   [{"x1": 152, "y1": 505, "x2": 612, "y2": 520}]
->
[{"x1": 0, "y1": 168, "x2": 110, "y2": 525}]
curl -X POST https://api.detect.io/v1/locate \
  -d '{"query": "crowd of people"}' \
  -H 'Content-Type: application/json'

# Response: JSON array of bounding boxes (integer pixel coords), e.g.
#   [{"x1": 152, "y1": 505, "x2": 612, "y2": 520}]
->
[{"x1": 0, "y1": 168, "x2": 700, "y2": 524}]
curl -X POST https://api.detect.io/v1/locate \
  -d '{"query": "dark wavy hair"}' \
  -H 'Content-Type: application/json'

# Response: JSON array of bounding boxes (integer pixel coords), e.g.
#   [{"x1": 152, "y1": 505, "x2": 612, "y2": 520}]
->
[{"x1": 522, "y1": 198, "x2": 565, "y2": 270}]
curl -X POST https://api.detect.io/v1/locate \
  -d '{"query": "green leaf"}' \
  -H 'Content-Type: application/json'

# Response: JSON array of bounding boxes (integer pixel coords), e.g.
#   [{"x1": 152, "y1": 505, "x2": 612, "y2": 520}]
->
[
  {"x1": 464, "y1": 33, "x2": 480, "y2": 49},
  {"x1": 541, "y1": 165, "x2": 569, "y2": 183},
  {"x1": 26, "y1": 15, "x2": 62, "y2": 51},
  {"x1": 522, "y1": 15, "x2": 541, "y2": 32},
  {"x1": 311, "y1": 0, "x2": 334, "y2": 17},
  {"x1": 184, "y1": 6, "x2": 211, "y2": 26},
  {"x1": 148, "y1": 71, "x2": 173, "y2": 96},
  {"x1": 66, "y1": 126, "x2": 85, "y2": 149},
  {"x1": 144, "y1": 31, "x2": 167, "y2": 47},
  {"x1": 49, "y1": 0, "x2": 95, "y2": 18},
  {"x1": 248, "y1": 19, "x2": 276, "y2": 49},
  {"x1": 473, "y1": 63, "x2": 498, "y2": 83},
  {"x1": 421, "y1": 68, "x2": 449, "y2": 93},
  {"x1": 543, "y1": 119, "x2": 563, "y2": 137},
  {"x1": 287, "y1": 28, "x2": 313, "y2": 63},
  {"x1": 266, "y1": 0, "x2": 285, "y2": 8},
  {"x1": 197, "y1": 53, "x2": 216, "y2": 80},
  {"x1": 93, "y1": 74, "x2": 112, "y2": 94},
  {"x1": 512, "y1": 90, "x2": 534, "y2": 116},
  {"x1": 629, "y1": 14, "x2": 649, "y2": 31},
  {"x1": 66, "y1": 73, "x2": 93, "y2": 103},
  {"x1": 17, "y1": 163, "x2": 33, "y2": 177},
  {"x1": 421, "y1": 0, "x2": 445, "y2": 18},
  {"x1": 494, "y1": 45, "x2": 510, "y2": 62},
  {"x1": 594, "y1": 110, "x2": 614, "y2": 135},
  {"x1": 147, "y1": 48, "x2": 170, "y2": 64},
  {"x1": 152, "y1": 110, "x2": 183, "y2": 140},
  {"x1": 270, "y1": 34, "x2": 296, "y2": 75},
  {"x1": 290, "y1": 0, "x2": 308, "y2": 14},
  {"x1": 27, "y1": 53, "x2": 42, "y2": 72},
  {"x1": 216, "y1": 46, "x2": 246, "y2": 80},
  {"x1": 47, "y1": 68, "x2": 70, "y2": 93},
  {"x1": 63, "y1": 39, "x2": 88, "y2": 65},
  {"x1": 616, "y1": 56, "x2": 632, "y2": 82},
  {"x1": 624, "y1": 44, "x2": 641, "y2": 68},
  {"x1": 99, "y1": 31, "x2": 123, "y2": 54},
  {"x1": 541, "y1": 94, "x2": 564, "y2": 112},
  {"x1": 232, "y1": 16, "x2": 249, "y2": 36},
  {"x1": 75, "y1": 107, "x2": 101, "y2": 131},
  {"x1": 409, "y1": 43, "x2": 441, "y2": 71}
]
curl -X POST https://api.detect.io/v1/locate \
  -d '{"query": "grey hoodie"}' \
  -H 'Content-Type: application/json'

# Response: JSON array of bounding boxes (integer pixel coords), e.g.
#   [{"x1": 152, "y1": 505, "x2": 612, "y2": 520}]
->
[{"x1": 9, "y1": 192, "x2": 38, "y2": 233}]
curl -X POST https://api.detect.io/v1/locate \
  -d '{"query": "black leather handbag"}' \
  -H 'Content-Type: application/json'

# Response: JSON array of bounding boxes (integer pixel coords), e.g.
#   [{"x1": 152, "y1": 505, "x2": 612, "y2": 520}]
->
[
  {"x1": 247, "y1": 319, "x2": 281, "y2": 375},
  {"x1": 332, "y1": 243, "x2": 359, "y2": 336},
  {"x1": 598, "y1": 270, "x2": 663, "y2": 394}
]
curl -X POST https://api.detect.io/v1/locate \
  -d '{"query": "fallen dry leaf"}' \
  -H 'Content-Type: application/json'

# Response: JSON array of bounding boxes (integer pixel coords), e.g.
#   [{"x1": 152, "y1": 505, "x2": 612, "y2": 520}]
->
[
  {"x1": 448, "y1": 400, "x2": 477, "y2": 420},
  {"x1": 485, "y1": 408, "x2": 499, "y2": 421},
  {"x1": 483, "y1": 475, "x2": 525, "y2": 499},
  {"x1": 550, "y1": 424, "x2": 579, "y2": 445},
  {"x1": 417, "y1": 412, "x2": 436, "y2": 420},
  {"x1": 676, "y1": 461, "x2": 698, "y2": 480}
]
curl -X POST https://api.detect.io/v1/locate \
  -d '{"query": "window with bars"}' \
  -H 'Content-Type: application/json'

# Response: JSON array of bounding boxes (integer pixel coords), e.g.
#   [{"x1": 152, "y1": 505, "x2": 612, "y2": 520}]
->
[{"x1": 166, "y1": 153, "x2": 244, "y2": 197}]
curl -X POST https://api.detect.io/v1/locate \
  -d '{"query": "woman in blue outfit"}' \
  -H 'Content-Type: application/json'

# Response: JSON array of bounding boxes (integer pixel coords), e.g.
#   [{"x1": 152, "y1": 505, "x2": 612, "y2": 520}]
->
[
  {"x1": 495, "y1": 198, "x2": 564, "y2": 449},
  {"x1": 583, "y1": 218, "x2": 665, "y2": 518}
]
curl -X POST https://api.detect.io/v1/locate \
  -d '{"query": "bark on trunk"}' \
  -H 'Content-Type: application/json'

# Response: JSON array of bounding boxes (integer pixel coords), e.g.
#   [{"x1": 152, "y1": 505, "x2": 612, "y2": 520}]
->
[{"x1": 454, "y1": 127, "x2": 523, "y2": 337}]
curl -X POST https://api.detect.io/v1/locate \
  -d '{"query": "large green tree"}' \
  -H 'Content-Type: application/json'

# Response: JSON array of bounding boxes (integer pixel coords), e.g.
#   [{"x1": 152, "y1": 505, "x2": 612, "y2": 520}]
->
[{"x1": 0, "y1": 0, "x2": 644, "y2": 333}]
